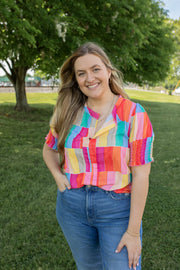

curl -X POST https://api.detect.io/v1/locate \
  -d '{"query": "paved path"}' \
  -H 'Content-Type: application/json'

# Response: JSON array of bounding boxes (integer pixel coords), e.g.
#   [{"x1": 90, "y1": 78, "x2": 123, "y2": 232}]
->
[{"x1": 0, "y1": 86, "x2": 59, "y2": 93}]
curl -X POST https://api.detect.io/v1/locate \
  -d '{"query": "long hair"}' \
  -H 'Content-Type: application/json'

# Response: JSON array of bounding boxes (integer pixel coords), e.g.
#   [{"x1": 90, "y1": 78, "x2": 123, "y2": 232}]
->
[{"x1": 52, "y1": 42, "x2": 128, "y2": 170}]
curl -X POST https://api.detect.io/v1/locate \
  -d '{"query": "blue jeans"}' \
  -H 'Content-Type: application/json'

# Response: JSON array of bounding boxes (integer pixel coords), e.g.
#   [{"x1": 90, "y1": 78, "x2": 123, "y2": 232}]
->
[{"x1": 56, "y1": 186, "x2": 142, "y2": 270}]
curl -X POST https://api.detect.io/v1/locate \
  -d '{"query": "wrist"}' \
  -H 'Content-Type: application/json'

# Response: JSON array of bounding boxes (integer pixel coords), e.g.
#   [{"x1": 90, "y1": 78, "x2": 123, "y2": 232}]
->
[{"x1": 126, "y1": 229, "x2": 140, "y2": 237}]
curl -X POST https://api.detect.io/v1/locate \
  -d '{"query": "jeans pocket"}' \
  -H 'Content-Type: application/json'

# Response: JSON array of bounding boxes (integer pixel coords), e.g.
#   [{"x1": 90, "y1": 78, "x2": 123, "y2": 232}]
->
[
  {"x1": 58, "y1": 187, "x2": 68, "y2": 195},
  {"x1": 109, "y1": 192, "x2": 130, "y2": 201}
]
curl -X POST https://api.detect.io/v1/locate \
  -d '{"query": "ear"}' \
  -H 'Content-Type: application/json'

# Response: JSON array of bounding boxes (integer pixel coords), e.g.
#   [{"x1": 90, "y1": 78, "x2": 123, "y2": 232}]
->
[{"x1": 107, "y1": 67, "x2": 111, "y2": 79}]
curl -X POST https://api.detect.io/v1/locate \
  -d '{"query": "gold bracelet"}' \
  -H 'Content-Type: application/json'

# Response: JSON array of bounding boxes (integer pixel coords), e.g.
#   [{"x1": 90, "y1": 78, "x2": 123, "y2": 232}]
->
[{"x1": 126, "y1": 230, "x2": 140, "y2": 237}]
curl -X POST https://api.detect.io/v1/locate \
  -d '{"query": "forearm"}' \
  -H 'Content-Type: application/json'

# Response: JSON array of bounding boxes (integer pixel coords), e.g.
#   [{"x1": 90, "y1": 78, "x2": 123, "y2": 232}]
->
[
  {"x1": 127, "y1": 164, "x2": 150, "y2": 234},
  {"x1": 43, "y1": 143, "x2": 63, "y2": 180},
  {"x1": 43, "y1": 143, "x2": 71, "y2": 191}
]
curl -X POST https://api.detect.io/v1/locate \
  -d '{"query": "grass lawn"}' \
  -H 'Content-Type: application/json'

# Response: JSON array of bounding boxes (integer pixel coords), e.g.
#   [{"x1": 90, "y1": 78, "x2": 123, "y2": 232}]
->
[{"x1": 0, "y1": 90, "x2": 179, "y2": 269}]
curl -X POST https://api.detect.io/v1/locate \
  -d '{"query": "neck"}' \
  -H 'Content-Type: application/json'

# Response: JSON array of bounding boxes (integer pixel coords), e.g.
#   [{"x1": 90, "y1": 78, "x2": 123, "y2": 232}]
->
[{"x1": 87, "y1": 92, "x2": 117, "y2": 114}]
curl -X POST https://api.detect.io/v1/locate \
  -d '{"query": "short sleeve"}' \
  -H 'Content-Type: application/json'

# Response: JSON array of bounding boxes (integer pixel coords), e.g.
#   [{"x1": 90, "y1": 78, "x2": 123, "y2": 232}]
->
[
  {"x1": 45, "y1": 120, "x2": 58, "y2": 151},
  {"x1": 129, "y1": 103, "x2": 154, "y2": 166}
]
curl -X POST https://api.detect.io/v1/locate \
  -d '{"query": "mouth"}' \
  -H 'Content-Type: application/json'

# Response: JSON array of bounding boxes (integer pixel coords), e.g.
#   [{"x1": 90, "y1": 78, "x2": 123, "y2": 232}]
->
[{"x1": 87, "y1": 83, "x2": 99, "y2": 89}]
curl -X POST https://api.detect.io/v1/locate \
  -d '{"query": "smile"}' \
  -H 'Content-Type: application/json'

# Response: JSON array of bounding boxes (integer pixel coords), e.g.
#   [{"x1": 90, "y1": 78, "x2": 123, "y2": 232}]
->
[{"x1": 87, "y1": 83, "x2": 99, "y2": 89}]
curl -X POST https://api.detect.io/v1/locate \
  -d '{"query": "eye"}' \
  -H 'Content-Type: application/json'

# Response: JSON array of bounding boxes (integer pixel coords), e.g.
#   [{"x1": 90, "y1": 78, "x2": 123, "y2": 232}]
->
[
  {"x1": 93, "y1": 68, "x2": 100, "y2": 72},
  {"x1": 78, "y1": 72, "x2": 85, "y2": 77}
]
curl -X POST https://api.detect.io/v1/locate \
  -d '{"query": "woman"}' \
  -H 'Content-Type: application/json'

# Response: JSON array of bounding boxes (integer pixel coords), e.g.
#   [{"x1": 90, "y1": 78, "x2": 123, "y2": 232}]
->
[{"x1": 43, "y1": 42, "x2": 154, "y2": 270}]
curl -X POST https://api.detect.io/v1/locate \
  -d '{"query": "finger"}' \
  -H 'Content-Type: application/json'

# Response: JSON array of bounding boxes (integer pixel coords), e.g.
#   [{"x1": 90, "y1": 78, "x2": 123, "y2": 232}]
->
[
  {"x1": 65, "y1": 181, "x2": 71, "y2": 189},
  {"x1": 115, "y1": 241, "x2": 124, "y2": 253},
  {"x1": 63, "y1": 176, "x2": 71, "y2": 189},
  {"x1": 128, "y1": 253, "x2": 133, "y2": 269},
  {"x1": 133, "y1": 255, "x2": 140, "y2": 269},
  {"x1": 59, "y1": 184, "x2": 67, "y2": 192}
]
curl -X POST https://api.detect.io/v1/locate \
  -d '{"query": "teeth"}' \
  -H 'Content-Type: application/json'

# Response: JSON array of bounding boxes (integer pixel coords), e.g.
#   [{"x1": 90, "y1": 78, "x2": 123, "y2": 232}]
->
[{"x1": 88, "y1": 84, "x2": 98, "y2": 89}]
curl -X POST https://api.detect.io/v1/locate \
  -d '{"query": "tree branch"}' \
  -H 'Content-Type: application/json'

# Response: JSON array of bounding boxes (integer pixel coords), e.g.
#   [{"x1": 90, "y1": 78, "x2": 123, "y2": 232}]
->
[
  {"x1": 0, "y1": 62, "x2": 11, "y2": 77},
  {"x1": 0, "y1": 61, "x2": 15, "y2": 84},
  {"x1": 6, "y1": 59, "x2": 13, "y2": 72}
]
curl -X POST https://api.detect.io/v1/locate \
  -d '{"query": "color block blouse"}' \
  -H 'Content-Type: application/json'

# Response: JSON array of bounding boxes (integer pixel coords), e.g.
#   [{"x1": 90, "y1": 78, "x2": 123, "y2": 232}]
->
[{"x1": 45, "y1": 96, "x2": 154, "y2": 193}]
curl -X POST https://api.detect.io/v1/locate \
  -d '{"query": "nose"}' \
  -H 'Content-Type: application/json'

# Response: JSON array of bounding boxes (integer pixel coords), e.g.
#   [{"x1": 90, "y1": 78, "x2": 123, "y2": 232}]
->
[{"x1": 86, "y1": 72, "x2": 94, "y2": 82}]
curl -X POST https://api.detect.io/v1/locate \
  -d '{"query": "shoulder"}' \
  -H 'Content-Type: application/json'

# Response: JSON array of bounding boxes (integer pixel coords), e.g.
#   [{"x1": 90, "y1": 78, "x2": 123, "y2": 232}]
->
[{"x1": 115, "y1": 96, "x2": 137, "y2": 122}]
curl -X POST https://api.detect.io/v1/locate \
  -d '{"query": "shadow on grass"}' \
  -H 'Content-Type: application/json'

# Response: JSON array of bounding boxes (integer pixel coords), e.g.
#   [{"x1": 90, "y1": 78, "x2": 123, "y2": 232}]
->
[{"x1": 0, "y1": 103, "x2": 54, "y2": 122}]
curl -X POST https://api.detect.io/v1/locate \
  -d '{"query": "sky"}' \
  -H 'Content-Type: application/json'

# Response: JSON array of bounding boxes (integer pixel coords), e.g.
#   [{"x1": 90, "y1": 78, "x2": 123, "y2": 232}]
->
[{"x1": 162, "y1": 0, "x2": 180, "y2": 20}]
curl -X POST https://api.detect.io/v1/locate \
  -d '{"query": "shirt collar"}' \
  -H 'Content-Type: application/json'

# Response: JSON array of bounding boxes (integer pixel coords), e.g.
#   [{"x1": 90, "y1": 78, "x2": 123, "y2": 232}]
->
[
  {"x1": 84, "y1": 95, "x2": 123, "y2": 124},
  {"x1": 84, "y1": 105, "x2": 100, "y2": 119}
]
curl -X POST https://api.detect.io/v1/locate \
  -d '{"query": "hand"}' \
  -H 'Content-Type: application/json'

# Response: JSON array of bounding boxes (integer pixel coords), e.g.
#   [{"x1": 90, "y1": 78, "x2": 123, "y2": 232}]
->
[
  {"x1": 55, "y1": 174, "x2": 71, "y2": 192},
  {"x1": 115, "y1": 231, "x2": 141, "y2": 270}
]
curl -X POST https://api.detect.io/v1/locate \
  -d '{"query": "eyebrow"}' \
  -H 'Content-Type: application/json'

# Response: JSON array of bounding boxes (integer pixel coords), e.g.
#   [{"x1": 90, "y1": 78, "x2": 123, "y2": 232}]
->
[{"x1": 76, "y1": 64, "x2": 101, "y2": 72}]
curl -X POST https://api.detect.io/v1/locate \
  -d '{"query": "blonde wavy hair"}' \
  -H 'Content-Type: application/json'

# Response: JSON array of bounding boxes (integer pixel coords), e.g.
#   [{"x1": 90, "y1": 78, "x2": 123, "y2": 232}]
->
[{"x1": 52, "y1": 42, "x2": 128, "y2": 169}]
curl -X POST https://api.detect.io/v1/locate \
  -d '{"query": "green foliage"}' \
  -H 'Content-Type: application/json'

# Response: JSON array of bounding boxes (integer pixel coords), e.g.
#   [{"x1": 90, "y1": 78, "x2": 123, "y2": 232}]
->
[
  {"x1": 0, "y1": 91, "x2": 179, "y2": 269},
  {"x1": 164, "y1": 18, "x2": 180, "y2": 90},
  {"x1": 57, "y1": 0, "x2": 175, "y2": 84},
  {"x1": 0, "y1": 0, "x2": 175, "y2": 83},
  {"x1": 0, "y1": 0, "x2": 63, "y2": 69}
]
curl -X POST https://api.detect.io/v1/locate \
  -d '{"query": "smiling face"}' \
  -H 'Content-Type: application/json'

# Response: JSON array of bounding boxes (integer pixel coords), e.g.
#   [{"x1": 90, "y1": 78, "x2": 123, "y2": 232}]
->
[{"x1": 74, "y1": 53, "x2": 112, "y2": 102}]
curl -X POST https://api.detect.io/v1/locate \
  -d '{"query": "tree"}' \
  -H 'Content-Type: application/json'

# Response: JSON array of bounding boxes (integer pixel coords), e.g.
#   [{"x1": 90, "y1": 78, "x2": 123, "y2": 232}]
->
[
  {"x1": 164, "y1": 18, "x2": 180, "y2": 90},
  {"x1": 0, "y1": 0, "x2": 175, "y2": 110},
  {"x1": 67, "y1": 0, "x2": 175, "y2": 84},
  {"x1": 0, "y1": 0, "x2": 71, "y2": 110}
]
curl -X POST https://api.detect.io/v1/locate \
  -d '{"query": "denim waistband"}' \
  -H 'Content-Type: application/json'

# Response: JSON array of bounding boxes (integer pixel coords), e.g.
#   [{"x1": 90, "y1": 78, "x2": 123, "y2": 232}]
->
[{"x1": 83, "y1": 185, "x2": 130, "y2": 195}]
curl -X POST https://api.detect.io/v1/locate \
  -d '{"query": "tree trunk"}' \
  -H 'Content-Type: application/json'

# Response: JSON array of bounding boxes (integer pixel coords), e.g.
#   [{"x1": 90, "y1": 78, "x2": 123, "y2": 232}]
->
[{"x1": 14, "y1": 67, "x2": 30, "y2": 111}]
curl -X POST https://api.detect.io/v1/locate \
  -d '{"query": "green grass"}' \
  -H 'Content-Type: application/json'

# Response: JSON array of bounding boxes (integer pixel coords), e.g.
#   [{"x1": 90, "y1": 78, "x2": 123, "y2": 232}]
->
[{"x1": 0, "y1": 90, "x2": 180, "y2": 269}]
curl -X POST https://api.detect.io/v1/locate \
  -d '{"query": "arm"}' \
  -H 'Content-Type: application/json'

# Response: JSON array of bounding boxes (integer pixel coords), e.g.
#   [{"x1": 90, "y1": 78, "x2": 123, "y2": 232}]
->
[
  {"x1": 43, "y1": 143, "x2": 71, "y2": 191},
  {"x1": 127, "y1": 163, "x2": 150, "y2": 235},
  {"x1": 116, "y1": 163, "x2": 151, "y2": 270}
]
